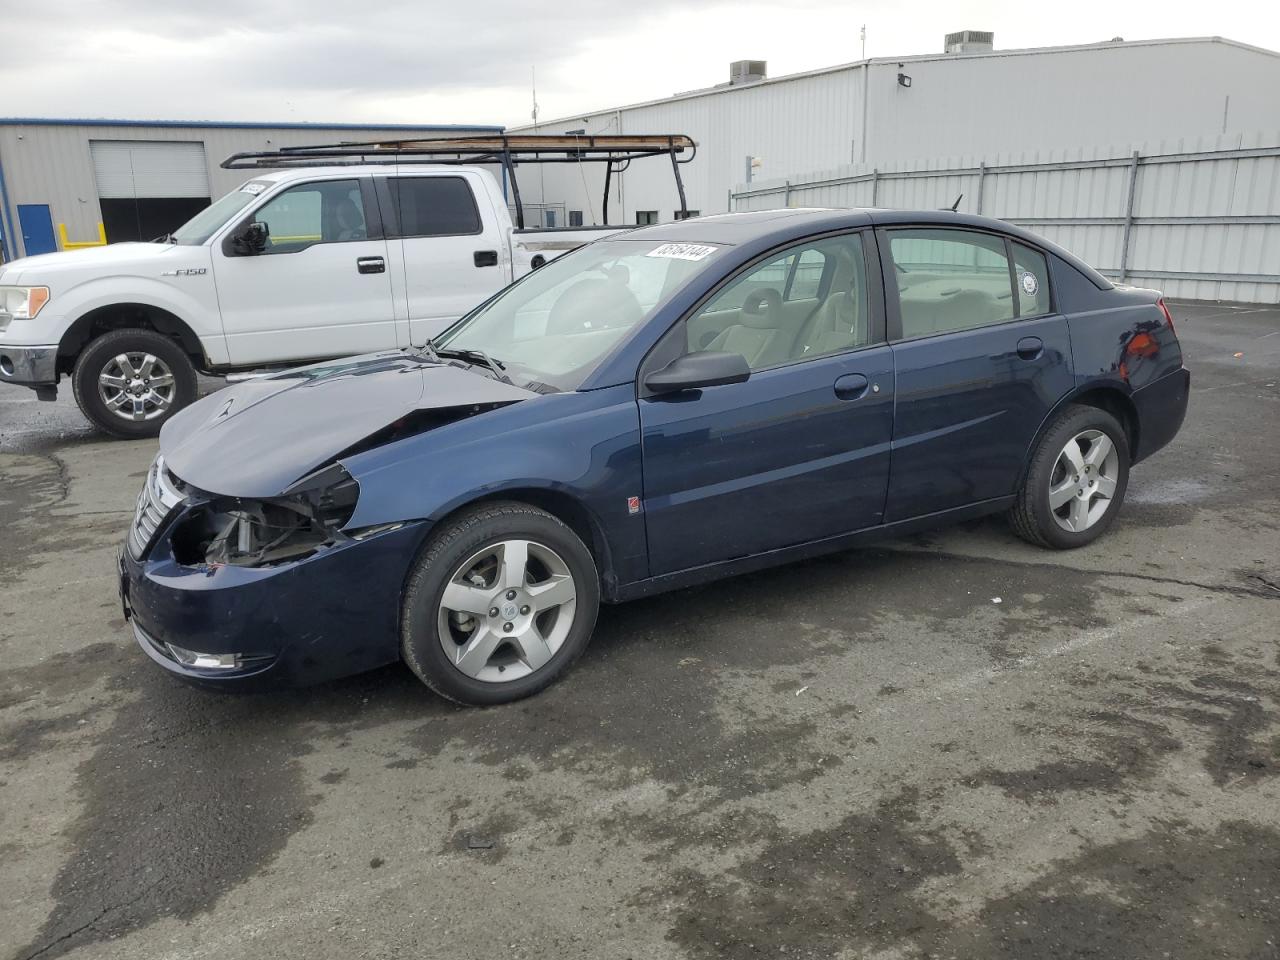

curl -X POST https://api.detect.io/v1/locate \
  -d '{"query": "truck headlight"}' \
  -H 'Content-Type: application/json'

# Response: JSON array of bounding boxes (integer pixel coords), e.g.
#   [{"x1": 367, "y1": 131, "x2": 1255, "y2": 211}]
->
[{"x1": 0, "y1": 286, "x2": 51, "y2": 331}]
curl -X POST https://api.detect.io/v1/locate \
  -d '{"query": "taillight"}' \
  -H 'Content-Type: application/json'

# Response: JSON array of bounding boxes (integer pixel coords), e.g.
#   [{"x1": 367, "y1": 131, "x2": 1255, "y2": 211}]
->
[{"x1": 1157, "y1": 298, "x2": 1177, "y2": 338}]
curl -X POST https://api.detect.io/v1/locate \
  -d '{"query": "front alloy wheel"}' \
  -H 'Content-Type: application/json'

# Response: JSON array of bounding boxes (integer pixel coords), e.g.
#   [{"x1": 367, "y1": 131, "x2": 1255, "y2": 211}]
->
[
  {"x1": 401, "y1": 502, "x2": 600, "y2": 705},
  {"x1": 438, "y1": 539, "x2": 578, "y2": 683},
  {"x1": 97, "y1": 351, "x2": 177, "y2": 423},
  {"x1": 72, "y1": 328, "x2": 198, "y2": 439}
]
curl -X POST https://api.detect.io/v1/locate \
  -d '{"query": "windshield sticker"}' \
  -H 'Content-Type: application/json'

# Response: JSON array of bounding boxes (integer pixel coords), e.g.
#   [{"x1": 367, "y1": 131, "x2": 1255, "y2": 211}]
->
[
  {"x1": 1020, "y1": 271, "x2": 1039, "y2": 297},
  {"x1": 646, "y1": 242, "x2": 717, "y2": 261},
  {"x1": 240, "y1": 182, "x2": 267, "y2": 195}
]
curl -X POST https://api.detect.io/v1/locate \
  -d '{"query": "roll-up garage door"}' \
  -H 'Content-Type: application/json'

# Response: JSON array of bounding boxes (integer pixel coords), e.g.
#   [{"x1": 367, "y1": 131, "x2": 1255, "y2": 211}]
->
[{"x1": 90, "y1": 140, "x2": 213, "y2": 242}]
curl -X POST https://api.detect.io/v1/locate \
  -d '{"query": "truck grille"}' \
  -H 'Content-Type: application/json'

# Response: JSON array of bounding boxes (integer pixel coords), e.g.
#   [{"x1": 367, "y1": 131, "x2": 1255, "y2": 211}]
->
[{"x1": 127, "y1": 456, "x2": 186, "y2": 560}]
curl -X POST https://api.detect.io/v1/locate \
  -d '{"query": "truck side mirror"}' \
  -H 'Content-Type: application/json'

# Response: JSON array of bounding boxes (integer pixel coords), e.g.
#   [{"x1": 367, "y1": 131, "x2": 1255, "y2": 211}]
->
[{"x1": 234, "y1": 221, "x2": 270, "y2": 255}]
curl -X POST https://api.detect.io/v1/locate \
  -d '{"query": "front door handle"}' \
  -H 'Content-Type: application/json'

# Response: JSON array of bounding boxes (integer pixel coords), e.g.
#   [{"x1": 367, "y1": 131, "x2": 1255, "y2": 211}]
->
[
  {"x1": 357, "y1": 256, "x2": 386, "y2": 274},
  {"x1": 1016, "y1": 336, "x2": 1044, "y2": 361},
  {"x1": 473, "y1": 250, "x2": 499, "y2": 267},
  {"x1": 834, "y1": 372, "x2": 869, "y2": 401}
]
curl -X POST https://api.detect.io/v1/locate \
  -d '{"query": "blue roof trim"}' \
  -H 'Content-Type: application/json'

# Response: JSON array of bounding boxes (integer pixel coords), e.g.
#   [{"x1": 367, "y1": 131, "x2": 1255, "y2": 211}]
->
[{"x1": 0, "y1": 118, "x2": 505, "y2": 132}]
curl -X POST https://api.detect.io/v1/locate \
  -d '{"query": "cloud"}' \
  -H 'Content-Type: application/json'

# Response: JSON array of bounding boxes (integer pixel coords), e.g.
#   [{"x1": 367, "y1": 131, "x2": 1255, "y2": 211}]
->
[{"x1": 4, "y1": 1, "x2": 1277, "y2": 127}]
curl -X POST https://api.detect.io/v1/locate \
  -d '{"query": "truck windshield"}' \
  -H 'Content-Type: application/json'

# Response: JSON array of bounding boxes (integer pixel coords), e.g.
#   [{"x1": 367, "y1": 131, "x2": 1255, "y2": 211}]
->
[
  {"x1": 436, "y1": 238, "x2": 723, "y2": 392},
  {"x1": 171, "y1": 181, "x2": 272, "y2": 245}
]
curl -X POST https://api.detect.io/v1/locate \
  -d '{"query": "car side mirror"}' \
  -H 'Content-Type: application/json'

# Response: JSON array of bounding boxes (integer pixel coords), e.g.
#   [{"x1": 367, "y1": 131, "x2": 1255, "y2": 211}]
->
[
  {"x1": 234, "y1": 221, "x2": 269, "y2": 255},
  {"x1": 644, "y1": 351, "x2": 750, "y2": 394}
]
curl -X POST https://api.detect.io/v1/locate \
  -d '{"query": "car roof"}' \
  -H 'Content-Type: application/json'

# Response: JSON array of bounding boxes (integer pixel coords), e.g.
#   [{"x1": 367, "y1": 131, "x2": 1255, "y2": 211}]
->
[{"x1": 628, "y1": 207, "x2": 1112, "y2": 291}]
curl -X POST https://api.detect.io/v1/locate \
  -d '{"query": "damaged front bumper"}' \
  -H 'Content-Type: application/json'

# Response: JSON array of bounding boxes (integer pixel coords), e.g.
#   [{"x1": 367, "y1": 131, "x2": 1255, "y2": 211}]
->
[{"x1": 120, "y1": 512, "x2": 429, "y2": 689}]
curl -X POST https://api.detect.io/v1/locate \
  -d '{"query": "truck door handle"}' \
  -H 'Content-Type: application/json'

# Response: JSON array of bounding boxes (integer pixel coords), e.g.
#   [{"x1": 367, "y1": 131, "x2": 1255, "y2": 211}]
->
[
  {"x1": 473, "y1": 250, "x2": 499, "y2": 267},
  {"x1": 834, "y1": 373, "x2": 869, "y2": 401},
  {"x1": 357, "y1": 257, "x2": 386, "y2": 274},
  {"x1": 1016, "y1": 336, "x2": 1044, "y2": 361}
]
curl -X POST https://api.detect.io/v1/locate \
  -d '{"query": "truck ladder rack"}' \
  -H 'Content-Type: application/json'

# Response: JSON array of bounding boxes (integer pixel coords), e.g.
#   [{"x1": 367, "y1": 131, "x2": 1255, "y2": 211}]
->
[{"x1": 222, "y1": 134, "x2": 697, "y2": 229}]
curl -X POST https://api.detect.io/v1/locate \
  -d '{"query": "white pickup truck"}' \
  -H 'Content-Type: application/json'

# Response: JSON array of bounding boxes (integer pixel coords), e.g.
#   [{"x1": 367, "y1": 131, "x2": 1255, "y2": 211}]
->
[{"x1": 0, "y1": 163, "x2": 622, "y2": 437}]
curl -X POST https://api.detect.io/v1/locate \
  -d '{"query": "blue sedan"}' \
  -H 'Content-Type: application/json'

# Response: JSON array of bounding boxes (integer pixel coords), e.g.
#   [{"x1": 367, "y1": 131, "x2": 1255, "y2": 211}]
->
[{"x1": 119, "y1": 209, "x2": 1190, "y2": 704}]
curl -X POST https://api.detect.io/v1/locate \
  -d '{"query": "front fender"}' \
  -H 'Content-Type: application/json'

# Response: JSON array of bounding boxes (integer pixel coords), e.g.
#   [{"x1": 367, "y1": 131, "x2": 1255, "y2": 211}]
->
[
  {"x1": 54, "y1": 273, "x2": 225, "y2": 364},
  {"x1": 339, "y1": 384, "x2": 647, "y2": 586}
]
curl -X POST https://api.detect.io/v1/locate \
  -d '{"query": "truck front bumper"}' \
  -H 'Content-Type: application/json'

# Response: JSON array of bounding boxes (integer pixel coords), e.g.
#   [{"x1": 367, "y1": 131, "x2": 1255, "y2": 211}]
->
[{"x1": 0, "y1": 344, "x2": 59, "y2": 393}]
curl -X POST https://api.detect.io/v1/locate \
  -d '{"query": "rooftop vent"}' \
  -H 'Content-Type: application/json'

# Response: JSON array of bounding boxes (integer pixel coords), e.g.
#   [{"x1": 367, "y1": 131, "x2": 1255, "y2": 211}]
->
[
  {"x1": 944, "y1": 30, "x2": 994, "y2": 54},
  {"x1": 729, "y1": 60, "x2": 767, "y2": 85}
]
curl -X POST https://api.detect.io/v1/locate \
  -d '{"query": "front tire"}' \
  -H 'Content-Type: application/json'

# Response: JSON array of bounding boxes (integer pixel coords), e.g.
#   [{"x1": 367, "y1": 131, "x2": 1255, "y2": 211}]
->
[
  {"x1": 401, "y1": 501, "x2": 600, "y2": 705},
  {"x1": 1009, "y1": 404, "x2": 1130, "y2": 549},
  {"x1": 72, "y1": 329, "x2": 198, "y2": 439}
]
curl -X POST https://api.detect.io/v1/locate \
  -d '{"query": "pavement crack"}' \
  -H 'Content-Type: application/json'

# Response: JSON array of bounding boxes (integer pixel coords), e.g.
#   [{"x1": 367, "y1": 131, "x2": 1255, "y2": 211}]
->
[
  {"x1": 45, "y1": 452, "x2": 72, "y2": 506},
  {"x1": 885, "y1": 547, "x2": 1280, "y2": 601}
]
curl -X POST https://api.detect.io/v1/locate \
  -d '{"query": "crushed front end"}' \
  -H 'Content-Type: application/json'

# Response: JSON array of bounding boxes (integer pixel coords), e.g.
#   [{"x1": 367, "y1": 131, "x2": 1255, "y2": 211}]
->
[{"x1": 119, "y1": 454, "x2": 428, "y2": 688}]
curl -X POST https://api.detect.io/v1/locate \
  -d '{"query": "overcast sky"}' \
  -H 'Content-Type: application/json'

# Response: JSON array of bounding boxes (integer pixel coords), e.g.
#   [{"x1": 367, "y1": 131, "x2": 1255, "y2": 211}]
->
[{"x1": 5, "y1": 0, "x2": 1279, "y2": 128}]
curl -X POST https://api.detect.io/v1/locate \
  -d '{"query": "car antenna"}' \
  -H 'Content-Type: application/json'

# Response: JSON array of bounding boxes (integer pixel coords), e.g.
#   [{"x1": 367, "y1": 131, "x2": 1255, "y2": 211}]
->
[{"x1": 943, "y1": 193, "x2": 964, "y2": 212}]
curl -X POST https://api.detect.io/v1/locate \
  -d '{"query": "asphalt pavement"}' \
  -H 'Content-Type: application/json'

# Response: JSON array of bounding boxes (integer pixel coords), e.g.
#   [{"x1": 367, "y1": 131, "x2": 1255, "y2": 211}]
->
[{"x1": 1, "y1": 301, "x2": 1278, "y2": 960}]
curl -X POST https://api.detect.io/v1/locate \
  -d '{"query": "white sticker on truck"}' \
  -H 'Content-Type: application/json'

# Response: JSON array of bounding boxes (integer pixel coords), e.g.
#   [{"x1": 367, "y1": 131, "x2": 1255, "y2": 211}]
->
[
  {"x1": 646, "y1": 243, "x2": 717, "y2": 261},
  {"x1": 240, "y1": 182, "x2": 267, "y2": 195}
]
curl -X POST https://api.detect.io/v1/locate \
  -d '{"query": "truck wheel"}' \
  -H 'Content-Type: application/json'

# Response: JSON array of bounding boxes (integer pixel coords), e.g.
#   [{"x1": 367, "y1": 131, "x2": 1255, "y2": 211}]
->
[{"x1": 71, "y1": 329, "x2": 198, "y2": 439}]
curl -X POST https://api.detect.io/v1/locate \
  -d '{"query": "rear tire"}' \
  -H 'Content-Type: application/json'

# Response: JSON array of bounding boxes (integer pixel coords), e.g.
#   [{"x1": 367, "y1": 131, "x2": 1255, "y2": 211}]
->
[
  {"x1": 1009, "y1": 404, "x2": 1130, "y2": 549},
  {"x1": 72, "y1": 329, "x2": 198, "y2": 439},
  {"x1": 401, "y1": 501, "x2": 600, "y2": 705}
]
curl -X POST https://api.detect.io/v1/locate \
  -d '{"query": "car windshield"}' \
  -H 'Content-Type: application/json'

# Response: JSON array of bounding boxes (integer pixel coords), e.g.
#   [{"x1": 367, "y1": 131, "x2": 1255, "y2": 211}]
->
[
  {"x1": 435, "y1": 238, "x2": 724, "y2": 391},
  {"x1": 171, "y1": 181, "x2": 272, "y2": 245}
]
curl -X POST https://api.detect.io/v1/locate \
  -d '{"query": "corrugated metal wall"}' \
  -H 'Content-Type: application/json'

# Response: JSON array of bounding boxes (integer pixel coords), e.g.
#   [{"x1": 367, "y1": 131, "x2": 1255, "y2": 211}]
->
[
  {"x1": 733, "y1": 132, "x2": 1280, "y2": 303},
  {"x1": 517, "y1": 38, "x2": 1280, "y2": 239},
  {"x1": 0, "y1": 122, "x2": 497, "y2": 258}
]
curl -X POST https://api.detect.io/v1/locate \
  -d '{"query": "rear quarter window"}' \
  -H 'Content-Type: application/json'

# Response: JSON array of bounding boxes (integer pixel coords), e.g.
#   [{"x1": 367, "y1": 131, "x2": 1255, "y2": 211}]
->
[{"x1": 1012, "y1": 242, "x2": 1053, "y2": 317}]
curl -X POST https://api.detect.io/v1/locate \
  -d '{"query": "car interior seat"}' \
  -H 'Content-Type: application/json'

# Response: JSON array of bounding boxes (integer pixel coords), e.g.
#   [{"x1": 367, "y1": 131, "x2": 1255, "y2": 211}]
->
[
  {"x1": 704, "y1": 288, "x2": 786, "y2": 368},
  {"x1": 790, "y1": 247, "x2": 864, "y2": 358},
  {"x1": 899, "y1": 279, "x2": 1011, "y2": 337},
  {"x1": 333, "y1": 197, "x2": 367, "y2": 242}
]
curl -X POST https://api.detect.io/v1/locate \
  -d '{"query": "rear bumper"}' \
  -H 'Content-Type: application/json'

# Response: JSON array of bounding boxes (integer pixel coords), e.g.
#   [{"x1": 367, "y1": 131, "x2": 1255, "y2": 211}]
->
[
  {"x1": 0, "y1": 344, "x2": 58, "y2": 388},
  {"x1": 1132, "y1": 366, "x2": 1190, "y2": 463}
]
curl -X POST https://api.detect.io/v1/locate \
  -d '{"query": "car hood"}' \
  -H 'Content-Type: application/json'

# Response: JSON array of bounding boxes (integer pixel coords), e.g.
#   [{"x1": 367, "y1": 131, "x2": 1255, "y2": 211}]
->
[{"x1": 160, "y1": 351, "x2": 537, "y2": 498}]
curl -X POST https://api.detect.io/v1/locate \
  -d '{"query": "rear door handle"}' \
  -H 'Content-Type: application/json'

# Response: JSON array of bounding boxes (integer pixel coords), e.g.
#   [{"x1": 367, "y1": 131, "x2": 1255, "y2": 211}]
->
[
  {"x1": 834, "y1": 372, "x2": 870, "y2": 401},
  {"x1": 474, "y1": 250, "x2": 499, "y2": 267},
  {"x1": 357, "y1": 256, "x2": 386, "y2": 274},
  {"x1": 1016, "y1": 336, "x2": 1044, "y2": 361}
]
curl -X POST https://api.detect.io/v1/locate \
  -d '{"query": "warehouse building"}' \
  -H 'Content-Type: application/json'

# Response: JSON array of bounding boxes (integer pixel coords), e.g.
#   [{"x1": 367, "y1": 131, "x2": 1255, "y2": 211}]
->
[
  {"x1": 516, "y1": 33, "x2": 1280, "y2": 300},
  {"x1": 0, "y1": 119, "x2": 502, "y2": 260},
  {"x1": 517, "y1": 34, "x2": 1280, "y2": 223}
]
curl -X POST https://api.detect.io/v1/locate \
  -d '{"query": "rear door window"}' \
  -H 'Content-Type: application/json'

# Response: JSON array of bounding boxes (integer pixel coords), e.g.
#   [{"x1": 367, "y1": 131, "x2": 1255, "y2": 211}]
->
[
  {"x1": 388, "y1": 177, "x2": 482, "y2": 237},
  {"x1": 887, "y1": 229, "x2": 1015, "y2": 339}
]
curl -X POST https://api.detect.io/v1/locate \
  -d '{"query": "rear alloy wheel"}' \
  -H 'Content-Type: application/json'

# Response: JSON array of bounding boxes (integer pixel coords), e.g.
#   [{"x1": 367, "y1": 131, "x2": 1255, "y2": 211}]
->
[
  {"x1": 402, "y1": 502, "x2": 599, "y2": 705},
  {"x1": 72, "y1": 328, "x2": 198, "y2": 439},
  {"x1": 1047, "y1": 429, "x2": 1121, "y2": 534},
  {"x1": 1009, "y1": 404, "x2": 1130, "y2": 549}
]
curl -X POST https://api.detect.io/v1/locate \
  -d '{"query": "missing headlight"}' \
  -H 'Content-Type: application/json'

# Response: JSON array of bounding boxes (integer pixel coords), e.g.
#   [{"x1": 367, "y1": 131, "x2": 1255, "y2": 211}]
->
[{"x1": 170, "y1": 464, "x2": 360, "y2": 569}]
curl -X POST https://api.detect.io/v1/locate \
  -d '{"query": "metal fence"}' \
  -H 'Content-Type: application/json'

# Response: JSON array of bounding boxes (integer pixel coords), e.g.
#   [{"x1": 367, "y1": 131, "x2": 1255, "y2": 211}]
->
[{"x1": 730, "y1": 133, "x2": 1280, "y2": 303}]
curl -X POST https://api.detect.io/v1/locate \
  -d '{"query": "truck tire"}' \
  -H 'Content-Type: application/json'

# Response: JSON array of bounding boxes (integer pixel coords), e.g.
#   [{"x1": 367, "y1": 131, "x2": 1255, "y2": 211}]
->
[{"x1": 71, "y1": 329, "x2": 198, "y2": 439}]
